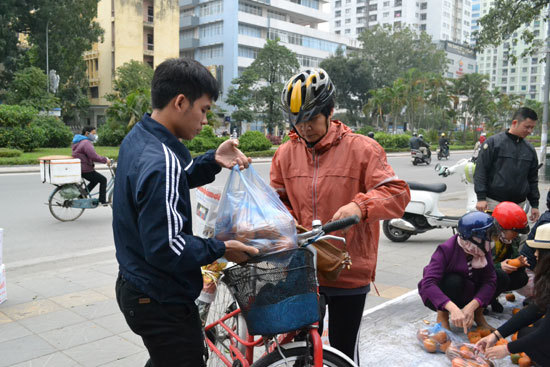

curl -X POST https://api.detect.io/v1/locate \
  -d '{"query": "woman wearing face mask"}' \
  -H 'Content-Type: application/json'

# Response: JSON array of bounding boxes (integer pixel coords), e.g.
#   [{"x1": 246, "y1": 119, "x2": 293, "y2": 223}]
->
[
  {"x1": 418, "y1": 211, "x2": 498, "y2": 332},
  {"x1": 489, "y1": 202, "x2": 530, "y2": 313},
  {"x1": 72, "y1": 125, "x2": 111, "y2": 205},
  {"x1": 476, "y1": 223, "x2": 550, "y2": 365}
]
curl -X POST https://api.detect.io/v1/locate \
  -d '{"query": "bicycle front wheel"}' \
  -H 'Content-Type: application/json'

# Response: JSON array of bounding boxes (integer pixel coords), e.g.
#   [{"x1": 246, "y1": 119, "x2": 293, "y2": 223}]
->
[
  {"x1": 252, "y1": 345, "x2": 356, "y2": 367},
  {"x1": 48, "y1": 184, "x2": 85, "y2": 222},
  {"x1": 205, "y1": 280, "x2": 247, "y2": 367}
]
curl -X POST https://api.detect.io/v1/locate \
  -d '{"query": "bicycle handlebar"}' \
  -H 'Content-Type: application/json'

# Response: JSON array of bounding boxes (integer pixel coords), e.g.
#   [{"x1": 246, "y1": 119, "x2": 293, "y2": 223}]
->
[{"x1": 321, "y1": 215, "x2": 360, "y2": 234}]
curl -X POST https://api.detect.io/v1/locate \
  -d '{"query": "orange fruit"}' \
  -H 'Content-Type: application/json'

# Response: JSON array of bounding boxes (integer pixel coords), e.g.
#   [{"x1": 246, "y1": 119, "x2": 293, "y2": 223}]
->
[
  {"x1": 512, "y1": 332, "x2": 518, "y2": 341},
  {"x1": 513, "y1": 308, "x2": 521, "y2": 315},
  {"x1": 467, "y1": 331, "x2": 481, "y2": 339},
  {"x1": 433, "y1": 330, "x2": 447, "y2": 344},
  {"x1": 417, "y1": 328, "x2": 429, "y2": 341},
  {"x1": 440, "y1": 340, "x2": 451, "y2": 352},
  {"x1": 477, "y1": 328, "x2": 491, "y2": 337},
  {"x1": 496, "y1": 338, "x2": 509, "y2": 346},
  {"x1": 506, "y1": 293, "x2": 516, "y2": 302},
  {"x1": 452, "y1": 358, "x2": 469, "y2": 367},
  {"x1": 518, "y1": 356, "x2": 532, "y2": 367},
  {"x1": 423, "y1": 338, "x2": 437, "y2": 353},
  {"x1": 469, "y1": 335, "x2": 481, "y2": 344},
  {"x1": 459, "y1": 345, "x2": 475, "y2": 359},
  {"x1": 507, "y1": 258, "x2": 523, "y2": 268}
]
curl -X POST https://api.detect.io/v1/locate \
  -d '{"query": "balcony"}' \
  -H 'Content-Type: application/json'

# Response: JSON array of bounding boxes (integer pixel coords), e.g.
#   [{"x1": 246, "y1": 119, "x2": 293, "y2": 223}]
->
[
  {"x1": 181, "y1": 15, "x2": 199, "y2": 28},
  {"x1": 181, "y1": 37, "x2": 200, "y2": 49},
  {"x1": 144, "y1": 15, "x2": 154, "y2": 28}
]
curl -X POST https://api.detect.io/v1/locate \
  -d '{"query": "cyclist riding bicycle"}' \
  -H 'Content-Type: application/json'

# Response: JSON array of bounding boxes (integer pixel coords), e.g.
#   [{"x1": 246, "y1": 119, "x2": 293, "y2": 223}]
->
[
  {"x1": 270, "y1": 67, "x2": 410, "y2": 364},
  {"x1": 72, "y1": 126, "x2": 111, "y2": 205}
]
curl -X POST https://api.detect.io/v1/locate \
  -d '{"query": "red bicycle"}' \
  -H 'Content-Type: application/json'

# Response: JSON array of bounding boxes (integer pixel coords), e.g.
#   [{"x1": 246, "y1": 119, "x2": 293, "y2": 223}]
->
[{"x1": 204, "y1": 216, "x2": 359, "y2": 367}]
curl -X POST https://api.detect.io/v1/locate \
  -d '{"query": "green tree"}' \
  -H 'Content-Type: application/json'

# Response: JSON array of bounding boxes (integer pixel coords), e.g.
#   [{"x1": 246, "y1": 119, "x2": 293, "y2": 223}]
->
[
  {"x1": 108, "y1": 60, "x2": 154, "y2": 100},
  {"x1": 320, "y1": 47, "x2": 373, "y2": 125},
  {"x1": 357, "y1": 25, "x2": 448, "y2": 90},
  {"x1": 4, "y1": 66, "x2": 59, "y2": 110},
  {"x1": 106, "y1": 89, "x2": 151, "y2": 129},
  {"x1": 228, "y1": 39, "x2": 299, "y2": 134}
]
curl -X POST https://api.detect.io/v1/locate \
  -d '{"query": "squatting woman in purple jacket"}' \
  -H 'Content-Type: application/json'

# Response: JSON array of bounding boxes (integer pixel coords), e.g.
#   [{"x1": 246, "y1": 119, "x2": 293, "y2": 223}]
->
[
  {"x1": 418, "y1": 211, "x2": 497, "y2": 333},
  {"x1": 72, "y1": 126, "x2": 111, "y2": 205}
]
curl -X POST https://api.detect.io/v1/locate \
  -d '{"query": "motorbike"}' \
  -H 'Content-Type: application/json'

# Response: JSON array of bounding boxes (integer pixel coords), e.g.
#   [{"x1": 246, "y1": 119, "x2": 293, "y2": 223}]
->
[
  {"x1": 411, "y1": 148, "x2": 431, "y2": 166},
  {"x1": 383, "y1": 158, "x2": 477, "y2": 242},
  {"x1": 437, "y1": 144, "x2": 450, "y2": 160}
]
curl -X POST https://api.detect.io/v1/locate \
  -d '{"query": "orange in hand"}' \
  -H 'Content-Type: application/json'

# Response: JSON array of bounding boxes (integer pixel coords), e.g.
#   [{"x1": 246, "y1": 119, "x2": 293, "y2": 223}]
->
[{"x1": 507, "y1": 258, "x2": 524, "y2": 268}]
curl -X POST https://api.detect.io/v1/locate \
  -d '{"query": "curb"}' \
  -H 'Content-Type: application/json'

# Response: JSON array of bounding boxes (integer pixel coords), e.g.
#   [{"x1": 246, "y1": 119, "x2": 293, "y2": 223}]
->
[{"x1": 0, "y1": 150, "x2": 475, "y2": 174}]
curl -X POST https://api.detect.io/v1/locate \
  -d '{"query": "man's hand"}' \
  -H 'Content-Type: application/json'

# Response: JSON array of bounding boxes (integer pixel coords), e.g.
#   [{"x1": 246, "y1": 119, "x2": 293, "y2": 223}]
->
[
  {"x1": 224, "y1": 240, "x2": 259, "y2": 264},
  {"x1": 530, "y1": 208, "x2": 540, "y2": 222},
  {"x1": 331, "y1": 202, "x2": 362, "y2": 233},
  {"x1": 475, "y1": 333, "x2": 498, "y2": 353},
  {"x1": 485, "y1": 345, "x2": 510, "y2": 360},
  {"x1": 215, "y1": 139, "x2": 252, "y2": 170},
  {"x1": 476, "y1": 200, "x2": 488, "y2": 212}
]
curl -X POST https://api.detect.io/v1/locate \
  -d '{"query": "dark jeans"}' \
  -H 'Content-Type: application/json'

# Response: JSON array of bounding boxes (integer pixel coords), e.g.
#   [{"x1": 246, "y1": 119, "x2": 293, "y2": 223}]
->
[
  {"x1": 318, "y1": 293, "x2": 366, "y2": 365},
  {"x1": 425, "y1": 273, "x2": 476, "y2": 310},
  {"x1": 115, "y1": 274, "x2": 206, "y2": 367},
  {"x1": 493, "y1": 267, "x2": 528, "y2": 301},
  {"x1": 82, "y1": 171, "x2": 107, "y2": 203}
]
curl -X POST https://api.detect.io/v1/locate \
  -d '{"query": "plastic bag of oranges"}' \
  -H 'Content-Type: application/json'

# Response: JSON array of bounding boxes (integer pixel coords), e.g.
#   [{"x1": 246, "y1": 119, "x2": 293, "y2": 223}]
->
[
  {"x1": 445, "y1": 342, "x2": 495, "y2": 367},
  {"x1": 416, "y1": 323, "x2": 455, "y2": 353}
]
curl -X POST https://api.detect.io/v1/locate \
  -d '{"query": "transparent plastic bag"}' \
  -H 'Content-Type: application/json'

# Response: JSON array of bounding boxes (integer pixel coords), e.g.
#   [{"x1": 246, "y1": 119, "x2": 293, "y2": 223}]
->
[
  {"x1": 445, "y1": 342, "x2": 495, "y2": 367},
  {"x1": 214, "y1": 165, "x2": 297, "y2": 255},
  {"x1": 416, "y1": 322, "x2": 456, "y2": 353}
]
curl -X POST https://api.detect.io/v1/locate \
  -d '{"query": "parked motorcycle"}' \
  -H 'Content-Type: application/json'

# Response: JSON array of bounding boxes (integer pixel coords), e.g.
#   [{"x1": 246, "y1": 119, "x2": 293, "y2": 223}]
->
[
  {"x1": 411, "y1": 148, "x2": 431, "y2": 166},
  {"x1": 437, "y1": 144, "x2": 450, "y2": 160},
  {"x1": 383, "y1": 158, "x2": 476, "y2": 242}
]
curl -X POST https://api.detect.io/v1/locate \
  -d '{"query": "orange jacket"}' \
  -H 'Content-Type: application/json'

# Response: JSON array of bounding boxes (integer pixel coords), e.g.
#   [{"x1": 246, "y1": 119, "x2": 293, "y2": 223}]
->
[{"x1": 270, "y1": 121, "x2": 410, "y2": 288}]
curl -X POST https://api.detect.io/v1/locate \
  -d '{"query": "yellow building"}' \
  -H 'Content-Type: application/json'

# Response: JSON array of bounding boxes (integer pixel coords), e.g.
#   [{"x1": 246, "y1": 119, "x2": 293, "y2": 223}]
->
[{"x1": 83, "y1": 0, "x2": 179, "y2": 126}]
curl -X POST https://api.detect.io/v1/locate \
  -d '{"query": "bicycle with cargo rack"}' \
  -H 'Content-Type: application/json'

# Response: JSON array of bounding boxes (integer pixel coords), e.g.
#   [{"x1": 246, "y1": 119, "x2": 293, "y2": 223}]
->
[
  {"x1": 40, "y1": 156, "x2": 116, "y2": 222},
  {"x1": 203, "y1": 215, "x2": 360, "y2": 367}
]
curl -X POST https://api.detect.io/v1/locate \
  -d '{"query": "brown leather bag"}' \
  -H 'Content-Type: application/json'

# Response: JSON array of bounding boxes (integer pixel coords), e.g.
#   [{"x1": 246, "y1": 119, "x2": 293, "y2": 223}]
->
[{"x1": 296, "y1": 224, "x2": 352, "y2": 281}]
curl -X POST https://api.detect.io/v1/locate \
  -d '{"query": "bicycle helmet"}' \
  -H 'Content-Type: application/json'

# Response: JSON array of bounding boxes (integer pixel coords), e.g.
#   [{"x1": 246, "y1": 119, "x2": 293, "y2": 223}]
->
[
  {"x1": 412, "y1": 132, "x2": 418, "y2": 137},
  {"x1": 367, "y1": 131, "x2": 375, "y2": 138},
  {"x1": 458, "y1": 211, "x2": 497, "y2": 253},
  {"x1": 419, "y1": 134, "x2": 424, "y2": 139},
  {"x1": 492, "y1": 201, "x2": 529, "y2": 234},
  {"x1": 281, "y1": 68, "x2": 335, "y2": 128}
]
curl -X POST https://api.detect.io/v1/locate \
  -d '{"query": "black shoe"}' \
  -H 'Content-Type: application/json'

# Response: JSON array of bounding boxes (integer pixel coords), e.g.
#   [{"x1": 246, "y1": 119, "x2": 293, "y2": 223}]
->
[{"x1": 491, "y1": 299, "x2": 504, "y2": 313}]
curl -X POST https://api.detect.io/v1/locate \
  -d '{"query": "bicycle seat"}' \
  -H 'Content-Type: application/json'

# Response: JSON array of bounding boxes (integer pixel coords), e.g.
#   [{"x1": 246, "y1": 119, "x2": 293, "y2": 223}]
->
[{"x1": 406, "y1": 181, "x2": 447, "y2": 193}]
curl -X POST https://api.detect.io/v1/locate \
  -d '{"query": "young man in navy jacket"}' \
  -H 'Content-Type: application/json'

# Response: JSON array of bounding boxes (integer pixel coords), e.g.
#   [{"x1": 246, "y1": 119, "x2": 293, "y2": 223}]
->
[{"x1": 113, "y1": 58, "x2": 258, "y2": 367}]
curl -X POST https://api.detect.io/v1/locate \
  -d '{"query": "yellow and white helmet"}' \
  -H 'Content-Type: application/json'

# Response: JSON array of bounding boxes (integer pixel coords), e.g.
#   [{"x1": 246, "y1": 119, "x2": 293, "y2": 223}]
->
[{"x1": 281, "y1": 68, "x2": 335, "y2": 127}]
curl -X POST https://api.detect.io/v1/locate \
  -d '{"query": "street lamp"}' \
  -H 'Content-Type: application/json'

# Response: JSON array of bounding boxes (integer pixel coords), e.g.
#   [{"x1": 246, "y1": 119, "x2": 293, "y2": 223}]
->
[{"x1": 46, "y1": 20, "x2": 49, "y2": 93}]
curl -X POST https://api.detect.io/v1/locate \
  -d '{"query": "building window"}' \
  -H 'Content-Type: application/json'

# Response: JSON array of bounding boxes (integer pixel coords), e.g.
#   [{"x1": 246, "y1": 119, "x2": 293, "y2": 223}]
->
[
  {"x1": 200, "y1": 45, "x2": 223, "y2": 59},
  {"x1": 335, "y1": 10, "x2": 341, "y2": 17},
  {"x1": 420, "y1": 24, "x2": 426, "y2": 31},
  {"x1": 345, "y1": 18, "x2": 351, "y2": 24},
  {"x1": 345, "y1": 29, "x2": 350, "y2": 34},
  {"x1": 394, "y1": 21, "x2": 401, "y2": 27},
  {"x1": 420, "y1": 13, "x2": 426, "y2": 20},
  {"x1": 239, "y1": 2, "x2": 261, "y2": 16},
  {"x1": 468, "y1": 64, "x2": 474, "y2": 70},
  {"x1": 335, "y1": 0, "x2": 341, "y2": 7},
  {"x1": 501, "y1": 77, "x2": 507, "y2": 83},
  {"x1": 335, "y1": 20, "x2": 341, "y2": 27},
  {"x1": 531, "y1": 76, "x2": 537, "y2": 83},
  {"x1": 200, "y1": 1, "x2": 222, "y2": 16},
  {"x1": 238, "y1": 46, "x2": 257, "y2": 59},
  {"x1": 90, "y1": 86, "x2": 99, "y2": 99},
  {"x1": 238, "y1": 23, "x2": 261, "y2": 38},
  {"x1": 357, "y1": 6, "x2": 365, "y2": 13},
  {"x1": 345, "y1": 8, "x2": 350, "y2": 14},
  {"x1": 267, "y1": 9, "x2": 286, "y2": 21},
  {"x1": 532, "y1": 57, "x2": 538, "y2": 64},
  {"x1": 335, "y1": 30, "x2": 341, "y2": 34},
  {"x1": 395, "y1": 0, "x2": 402, "y2": 6},
  {"x1": 531, "y1": 66, "x2": 538, "y2": 73},
  {"x1": 146, "y1": 33, "x2": 154, "y2": 50},
  {"x1": 420, "y1": 2, "x2": 427, "y2": 9},
  {"x1": 383, "y1": 12, "x2": 389, "y2": 17},
  {"x1": 395, "y1": 10, "x2": 401, "y2": 17},
  {"x1": 200, "y1": 22, "x2": 223, "y2": 38},
  {"x1": 147, "y1": 6, "x2": 153, "y2": 22},
  {"x1": 510, "y1": 86, "x2": 515, "y2": 91},
  {"x1": 356, "y1": 27, "x2": 365, "y2": 34},
  {"x1": 521, "y1": 85, "x2": 527, "y2": 91},
  {"x1": 369, "y1": 14, "x2": 377, "y2": 21},
  {"x1": 368, "y1": 3, "x2": 377, "y2": 11},
  {"x1": 383, "y1": 1, "x2": 390, "y2": 6},
  {"x1": 511, "y1": 68, "x2": 516, "y2": 73}
]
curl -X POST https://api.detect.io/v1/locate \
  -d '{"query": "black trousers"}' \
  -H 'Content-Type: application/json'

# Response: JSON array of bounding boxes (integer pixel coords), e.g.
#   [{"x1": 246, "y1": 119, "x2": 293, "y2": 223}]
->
[
  {"x1": 115, "y1": 274, "x2": 206, "y2": 367},
  {"x1": 425, "y1": 273, "x2": 475, "y2": 310},
  {"x1": 318, "y1": 293, "x2": 366, "y2": 365},
  {"x1": 82, "y1": 171, "x2": 107, "y2": 203},
  {"x1": 493, "y1": 267, "x2": 528, "y2": 301}
]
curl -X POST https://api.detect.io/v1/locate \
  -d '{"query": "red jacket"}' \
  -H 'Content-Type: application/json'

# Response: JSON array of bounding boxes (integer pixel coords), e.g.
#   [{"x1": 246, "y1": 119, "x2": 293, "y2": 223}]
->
[{"x1": 270, "y1": 121, "x2": 410, "y2": 288}]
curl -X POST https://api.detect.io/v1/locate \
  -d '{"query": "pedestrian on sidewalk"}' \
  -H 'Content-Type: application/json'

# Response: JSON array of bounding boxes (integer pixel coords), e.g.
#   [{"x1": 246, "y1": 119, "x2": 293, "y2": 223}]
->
[
  {"x1": 71, "y1": 126, "x2": 111, "y2": 205},
  {"x1": 476, "y1": 223, "x2": 550, "y2": 366},
  {"x1": 474, "y1": 107, "x2": 540, "y2": 221},
  {"x1": 272, "y1": 67, "x2": 410, "y2": 365},
  {"x1": 418, "y1": 211, "x2": 497, "y2": 332},
  {"x1": 112, "y1": 58, "x2": 258, "y2": 367}
]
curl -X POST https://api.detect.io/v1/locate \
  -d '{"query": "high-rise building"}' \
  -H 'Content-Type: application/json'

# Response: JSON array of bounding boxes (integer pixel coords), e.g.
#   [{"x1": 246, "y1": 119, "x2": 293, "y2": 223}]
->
[
  {"x1": 476, "y1": 1, "x2": 547, "y2": 101},
  {"x1": 470, "y1": 0, "x2": 480, "y2": 45},
  {"x1": 84, "y1": 0, "x2": 179, "y2": 126},
  {"x1": 329, "y1": 0, "x2": 476, "y2": 78},
  {"x1": 179, "y1": 0, "x2": 357, "y2": 120}
]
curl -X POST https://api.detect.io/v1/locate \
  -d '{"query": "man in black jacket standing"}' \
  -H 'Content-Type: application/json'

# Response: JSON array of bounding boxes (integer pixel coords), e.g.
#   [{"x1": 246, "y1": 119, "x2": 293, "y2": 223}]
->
[{"x1": 474, "y1": 107, "x2": 540, "y2": 222}]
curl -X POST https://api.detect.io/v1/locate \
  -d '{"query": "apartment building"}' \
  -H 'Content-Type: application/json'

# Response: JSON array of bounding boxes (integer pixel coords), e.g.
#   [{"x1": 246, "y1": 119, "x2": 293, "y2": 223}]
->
[
  {"x1": 475, "y1": 1, "x2": 547, "y2": 101},
  {"x1": 179, "y1": 0, "x2": 358, "y2": 118},
  {"x1": 84, "y1": 0, "x2": 179, "y2": 126},
  {"x1": 329, "y1": 0, "x2": 476, "y2": 78}
]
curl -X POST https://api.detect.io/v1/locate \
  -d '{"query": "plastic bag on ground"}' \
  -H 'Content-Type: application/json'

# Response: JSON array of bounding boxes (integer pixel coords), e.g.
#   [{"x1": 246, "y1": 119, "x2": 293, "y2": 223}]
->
[
  {"x1": 214, "y1": 165, "x2": 297, "y2": 255},
  {"x1": 417, "y1": 322, "x2": 457, "y2": 353}
]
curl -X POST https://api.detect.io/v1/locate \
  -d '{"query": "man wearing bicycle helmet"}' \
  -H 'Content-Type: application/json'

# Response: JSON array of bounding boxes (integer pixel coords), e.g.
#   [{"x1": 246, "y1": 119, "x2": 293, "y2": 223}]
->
[
  {"x1": 418, "y1": 211, "x2": 498, "y2": 332},
  {"x1": 489, "y1": 202, "x2": 530, "y2": 312},
  {"x1": 271, "y1": 68, "x2": 410, "y2": 364}
]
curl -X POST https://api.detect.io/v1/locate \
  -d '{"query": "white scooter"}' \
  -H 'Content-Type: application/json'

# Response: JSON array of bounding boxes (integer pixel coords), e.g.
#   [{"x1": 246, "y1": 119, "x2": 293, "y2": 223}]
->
[{"x1": 383, "y1": 158, "x2": 477, "y2": 242}]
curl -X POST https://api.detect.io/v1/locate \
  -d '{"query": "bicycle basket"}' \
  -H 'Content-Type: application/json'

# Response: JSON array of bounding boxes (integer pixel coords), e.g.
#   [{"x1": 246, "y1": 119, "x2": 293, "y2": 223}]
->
[
  {"x1": 222, "y1": 248, "x2": 319, "y2": 335},
  {"x1": 59, "y1": 185, "x2": 81, "y2": 200}
]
